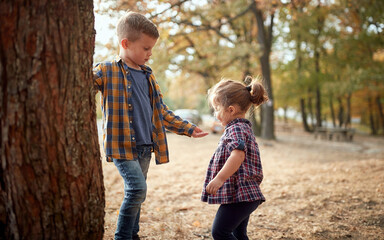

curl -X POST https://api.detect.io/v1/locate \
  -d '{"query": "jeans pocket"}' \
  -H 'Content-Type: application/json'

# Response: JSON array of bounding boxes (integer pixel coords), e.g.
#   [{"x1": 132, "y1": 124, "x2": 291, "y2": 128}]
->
[
  {"x1": 137, "y1": 146, "x2": 152, "y2": 160},
  {"x1": 136, "y1": 146, "x2": 152, "y2": 179}
]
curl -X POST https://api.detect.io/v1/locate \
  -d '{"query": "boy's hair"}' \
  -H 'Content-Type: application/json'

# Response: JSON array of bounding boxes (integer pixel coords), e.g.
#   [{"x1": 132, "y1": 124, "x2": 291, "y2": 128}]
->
[
  {"x1": 208, "y1": 76, "x2": 268, "y2": 112},
  {"x1": 117, "y1": 12, "x2": 159, "y2": 43}
]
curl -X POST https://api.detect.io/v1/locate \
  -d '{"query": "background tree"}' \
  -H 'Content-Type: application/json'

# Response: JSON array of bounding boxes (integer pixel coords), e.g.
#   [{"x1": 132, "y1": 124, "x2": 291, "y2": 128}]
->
[
  {"x1": 0, "y1": 0, "x2": 105, "y2": 239},
  {"x1": 95, "y1": 0, "x2": 384, "y2": 136},
  {"x1": 276, "y1": 0, "x2": 384, "y2": 134},
  {"x1": 250, "y1": 0, "x2": 277, "y2": 139}
]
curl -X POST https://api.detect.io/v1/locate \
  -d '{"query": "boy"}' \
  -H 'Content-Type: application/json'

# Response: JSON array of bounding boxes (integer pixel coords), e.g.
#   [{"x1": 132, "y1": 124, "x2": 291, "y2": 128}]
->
[{"x1": 93, "y1": 12, "x2": 208, "y2": 240}]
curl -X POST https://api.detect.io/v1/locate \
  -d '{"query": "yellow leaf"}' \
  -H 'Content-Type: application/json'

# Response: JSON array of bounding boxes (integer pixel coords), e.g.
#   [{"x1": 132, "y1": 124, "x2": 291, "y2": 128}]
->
[{"x1": 192, "y1": 220, "x2": 201, "y2": 227}]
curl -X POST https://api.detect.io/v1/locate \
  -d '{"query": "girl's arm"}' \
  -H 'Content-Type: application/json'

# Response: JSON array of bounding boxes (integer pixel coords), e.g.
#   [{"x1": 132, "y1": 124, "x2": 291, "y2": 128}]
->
[{"x1": 206, "y1": 149, "x2": 245, "y2": 195}]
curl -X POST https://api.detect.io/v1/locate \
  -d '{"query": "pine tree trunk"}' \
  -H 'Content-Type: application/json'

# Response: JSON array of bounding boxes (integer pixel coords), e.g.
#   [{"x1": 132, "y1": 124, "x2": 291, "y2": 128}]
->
[{"x1": 0, "y1": 1, "x2": 105, "y2": 239}]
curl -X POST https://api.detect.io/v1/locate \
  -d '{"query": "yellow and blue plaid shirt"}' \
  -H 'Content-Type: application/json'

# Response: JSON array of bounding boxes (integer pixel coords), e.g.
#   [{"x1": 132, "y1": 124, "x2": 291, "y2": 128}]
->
[{"x1": 93, "y1": 56, "x2": 196, "y2": 164}]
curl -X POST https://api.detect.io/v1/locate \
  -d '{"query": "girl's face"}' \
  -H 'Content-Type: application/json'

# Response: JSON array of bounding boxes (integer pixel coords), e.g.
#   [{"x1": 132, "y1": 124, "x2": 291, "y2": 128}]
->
[{"x1": 213, "y1": 104, "x2": 233, "y2": 126}]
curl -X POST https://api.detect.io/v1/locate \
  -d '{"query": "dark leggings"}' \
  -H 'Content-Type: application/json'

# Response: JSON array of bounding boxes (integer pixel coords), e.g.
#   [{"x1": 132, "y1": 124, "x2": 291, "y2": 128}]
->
[{"x1": 211, "y1": 201, "x2": 262, "y2": 240}]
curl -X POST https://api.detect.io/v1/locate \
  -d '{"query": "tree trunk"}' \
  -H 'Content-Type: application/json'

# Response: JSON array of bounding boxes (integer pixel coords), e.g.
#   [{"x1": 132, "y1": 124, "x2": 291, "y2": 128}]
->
[
  {"x1": 376, "y1": 95, "x2": 384, "y2": 134},
  {"x1": 314, "y1": 51, "x2": 322, "y2": 127},
  {"x1": 308, "y1": 95, "x2": 315, "y2": 129},
  {"x1": 314, "y1": 4, "x2": 323, "y2": 128},
  {"x1": 259, "y1": 54, "x2": 275, "y2": 139},
  {"x1": 345, "y1": 93, "x2": 352, "y2": 128},
  {"x1": 0, "y1": 1, "x2": 105, "y2": 239},
  {"x1": 296, "y1": 24, "x2": 308, "y2": 131},
  {"x1": 249, "y1": 106, "x2": 261, "y2": 136},
  {"x1": 300, "y1": 98, "x2": 311, "y2": 132},
  {"x1": 283, "y1": 106, "x2": 288, "y2": 123},
  {"x1": 252, "y1": 2, "x2": 275, "y2": 140},
  {"x1": 329, "y1": 94, "x2": 336, "y2": 127},
  {"x1": 337, "y1": 97, "x2": 344, "y2": 127},
  {"x1": 368, "y1": 97, "x2": 377, "y2": 135}
]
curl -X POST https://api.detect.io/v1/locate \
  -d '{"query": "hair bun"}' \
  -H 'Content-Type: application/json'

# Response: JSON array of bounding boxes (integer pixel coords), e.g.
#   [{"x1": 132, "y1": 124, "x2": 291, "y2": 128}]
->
[{"x1": 250, "y1": 82, "x2": 268, "y2": 105}]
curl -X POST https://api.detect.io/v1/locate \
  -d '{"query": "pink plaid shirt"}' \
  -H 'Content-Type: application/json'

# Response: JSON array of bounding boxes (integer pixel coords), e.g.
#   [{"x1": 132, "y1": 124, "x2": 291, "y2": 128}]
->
[{"x1": 201, "y1": 118, "x2": 265, "y2": 204}]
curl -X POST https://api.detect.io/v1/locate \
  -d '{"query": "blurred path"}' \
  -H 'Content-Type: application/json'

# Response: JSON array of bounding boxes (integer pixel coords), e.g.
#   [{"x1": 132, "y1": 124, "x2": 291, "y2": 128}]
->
[{"x1": 102, "y1": 127, "x2": 384, "y2": 240}]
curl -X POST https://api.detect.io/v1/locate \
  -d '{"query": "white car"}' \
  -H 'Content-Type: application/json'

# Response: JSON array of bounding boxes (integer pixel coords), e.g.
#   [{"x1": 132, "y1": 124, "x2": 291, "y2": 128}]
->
[{"x1": 174, "y1": 109, "x2": 202, "y2": 125}]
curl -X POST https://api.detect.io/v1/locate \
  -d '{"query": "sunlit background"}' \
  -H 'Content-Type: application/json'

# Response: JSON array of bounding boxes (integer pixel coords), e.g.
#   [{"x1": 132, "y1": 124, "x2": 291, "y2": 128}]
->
[
  {"x1": 92, "y1": 2, "x2": 384, "y2": 239},
  {"x1": 93, "y1": 0, "x2": 384, "y2": 135}
]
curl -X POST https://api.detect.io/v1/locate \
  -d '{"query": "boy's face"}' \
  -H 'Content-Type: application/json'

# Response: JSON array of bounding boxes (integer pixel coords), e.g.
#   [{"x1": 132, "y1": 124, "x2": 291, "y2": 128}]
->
[{"x1": 122, "y1": 33, "x2": 158, "y2": 67}]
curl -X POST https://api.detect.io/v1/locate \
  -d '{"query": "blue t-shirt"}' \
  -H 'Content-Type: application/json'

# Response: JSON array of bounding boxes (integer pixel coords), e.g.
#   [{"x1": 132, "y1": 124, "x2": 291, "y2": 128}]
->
[{"x1": 128, "y1": 67, "x2": 153, "y2": 146}]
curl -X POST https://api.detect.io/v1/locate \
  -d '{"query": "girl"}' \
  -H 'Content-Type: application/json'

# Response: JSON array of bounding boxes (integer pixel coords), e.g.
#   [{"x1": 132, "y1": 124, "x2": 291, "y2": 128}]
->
[{"x1": 202, "y1": 77, "x2": 268, "y2": 240}]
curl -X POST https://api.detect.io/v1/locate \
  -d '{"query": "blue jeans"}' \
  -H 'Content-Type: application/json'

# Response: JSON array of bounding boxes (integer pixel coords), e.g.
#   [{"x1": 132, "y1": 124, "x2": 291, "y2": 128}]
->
[
  {"x1": 212, "y1": 201, "x2": 262, "y2": 240},
  {"x1": 113, "y1": 145, "x2": 152, "y2": 240}
]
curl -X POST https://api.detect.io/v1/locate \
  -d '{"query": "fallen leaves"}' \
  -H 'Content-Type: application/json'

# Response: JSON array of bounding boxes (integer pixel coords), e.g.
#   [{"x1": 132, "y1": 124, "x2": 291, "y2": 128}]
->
[{"x1": 102, "y1": 130, "x2": 384, "y2": 239}]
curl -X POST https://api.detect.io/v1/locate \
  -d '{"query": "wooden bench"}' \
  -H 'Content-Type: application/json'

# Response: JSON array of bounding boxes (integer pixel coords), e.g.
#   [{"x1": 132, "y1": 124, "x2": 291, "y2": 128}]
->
[
  {"x1": 314, "y1": 127, "x2": 328, "y2": 140},
  {"x1": 275, "y1": 122, "x2": 293, "y2": 132},
  {"x1": 314, "y1": 127, "x2": 355, "y2": 142}
]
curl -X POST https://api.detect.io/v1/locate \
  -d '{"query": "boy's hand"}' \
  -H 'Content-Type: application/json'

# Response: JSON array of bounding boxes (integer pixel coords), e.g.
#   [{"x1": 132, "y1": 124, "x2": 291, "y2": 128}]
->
[
  {"x1": 206, "y1": 177, "x2": 225, "y2": 195},
  {"x1": 191, "y1": 127, "x2": 209, "y2": 138}
]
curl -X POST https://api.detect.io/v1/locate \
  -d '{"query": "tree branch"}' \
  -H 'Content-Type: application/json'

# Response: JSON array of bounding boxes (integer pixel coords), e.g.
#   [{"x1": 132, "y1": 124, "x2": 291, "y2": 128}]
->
[
  {"x1": 184, "y1": 35, "x2": 206, "y2": 59},
  {"x1": 267, "y1": 11, "x2": 275, "y2": 52},
  {"x1": 170, "y1": 2, "x2": 254, "y2": 43},
  {"x1": 149, "y1": 0, "x2": 189, "y2": 20}
]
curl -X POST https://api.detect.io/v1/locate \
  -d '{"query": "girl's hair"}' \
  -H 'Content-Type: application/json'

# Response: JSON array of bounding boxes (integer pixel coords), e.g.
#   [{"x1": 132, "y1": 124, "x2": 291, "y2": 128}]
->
[
  {"x1": 208, "y1": 76, "x2": 268, "y2": 112},
  {"x1": 117, "y1": 11, "x2": 159, "y2": 43}
]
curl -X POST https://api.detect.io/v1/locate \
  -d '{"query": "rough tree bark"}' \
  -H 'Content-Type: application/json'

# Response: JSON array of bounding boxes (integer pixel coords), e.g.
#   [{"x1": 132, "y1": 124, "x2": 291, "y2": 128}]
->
[{"x1": 0, "y1": 0, "x2": 105, "y2": 239}]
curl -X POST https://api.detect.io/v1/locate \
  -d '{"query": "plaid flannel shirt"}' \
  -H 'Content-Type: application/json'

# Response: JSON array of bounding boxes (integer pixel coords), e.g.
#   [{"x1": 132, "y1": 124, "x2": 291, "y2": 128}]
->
[
  {"x1": 201, "y1": 118, "x2": 265, "y2": 204},
  {"x1": 93, "y1": 56, "x2": 196, "y2": 164}
]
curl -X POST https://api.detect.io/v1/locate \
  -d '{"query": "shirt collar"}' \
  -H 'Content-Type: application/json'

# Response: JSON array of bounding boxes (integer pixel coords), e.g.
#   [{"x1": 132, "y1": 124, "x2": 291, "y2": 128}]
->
[
  {"x1": 226, "y1": 118, "x2": 251, "y2": 128},
  {"x1": 115, "y1": 55, "x2": 153, "y2": 74}
]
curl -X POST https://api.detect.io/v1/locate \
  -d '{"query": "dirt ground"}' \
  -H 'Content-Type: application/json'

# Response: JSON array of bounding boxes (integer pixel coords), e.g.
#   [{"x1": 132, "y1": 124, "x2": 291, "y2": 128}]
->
[{"x1": 101, "y1": 125, "x2": 384, "y2": 240}]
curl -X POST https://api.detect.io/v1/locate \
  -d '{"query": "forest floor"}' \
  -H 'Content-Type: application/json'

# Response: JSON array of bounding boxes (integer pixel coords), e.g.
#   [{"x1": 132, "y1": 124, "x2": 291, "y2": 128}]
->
[{"x1": 100, "y1": 123, "x2": 384, "y2": 240}]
